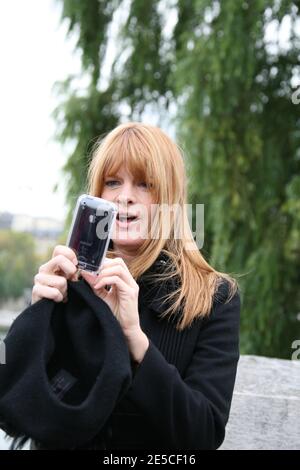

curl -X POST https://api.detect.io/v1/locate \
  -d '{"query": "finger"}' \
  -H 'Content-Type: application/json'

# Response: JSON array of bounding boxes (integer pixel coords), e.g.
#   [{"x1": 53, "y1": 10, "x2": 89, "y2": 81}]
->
[
  {"x1": 34, "y1": 272, "x2": 68, "y2": 298},
  {"x1": 112, "y1": 257, "x2": 134, "y2": 279},
  {"x1": 94, "y1": 284, "x2": 112, "y2": 298},
  {"x1": 52, "y1": 245, "x2": 78, "y2": 265},
  {"x1": 97, "y1": 265, "x2": 136, "y2": 288},
  {"x1": 100, "y1": 257, "x2": 129, "y2": 272},
  {"x1": 80, "y1": 270, "x2": 99, "y2": 287},
  {"x1": 39, "y1": 255, "x2": 78, "y2": 280},
  {"x1": 70, "y1": 270, "x2": 80, "y2": 282},
  {"x1": 94, "y1": 275, "x2": 130, "y2": 293},
  {"x1": 32, "y1": 284, "x2": 64, "y2": 304},
  {"x1": 99, "y1": 257, "x2": 134, "y2": 282},
  {"x1": 80, "y1": 271, "x2": 112, "y2": 299}
]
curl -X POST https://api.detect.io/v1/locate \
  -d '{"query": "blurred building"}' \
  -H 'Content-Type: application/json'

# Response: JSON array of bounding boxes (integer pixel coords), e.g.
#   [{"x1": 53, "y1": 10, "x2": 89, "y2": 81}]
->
[
  {"x1": 0, "y1": 212, "x2": 14, "y2": 230},
  {"x1": 0, "y1": 211, "x2": 64, "y2": 256},
  {"x1": 10, "y1": 213, "x2": 63, "y2": 239}
]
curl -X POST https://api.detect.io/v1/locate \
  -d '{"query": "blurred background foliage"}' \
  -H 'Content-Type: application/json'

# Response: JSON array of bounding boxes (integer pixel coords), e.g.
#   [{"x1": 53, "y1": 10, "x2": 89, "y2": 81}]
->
[
  {"x1": 0, "y1": 231, "x2": 39, "y2": 301},
  {"x1": 51, "y1": 0, "x2": 300, "y2": 358}
]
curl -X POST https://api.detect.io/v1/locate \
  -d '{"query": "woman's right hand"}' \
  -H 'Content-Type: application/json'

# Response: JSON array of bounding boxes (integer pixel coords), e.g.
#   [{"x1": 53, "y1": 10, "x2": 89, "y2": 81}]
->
[{"x1": 31, "y1": 245, "x2": 79, "y2": 305}]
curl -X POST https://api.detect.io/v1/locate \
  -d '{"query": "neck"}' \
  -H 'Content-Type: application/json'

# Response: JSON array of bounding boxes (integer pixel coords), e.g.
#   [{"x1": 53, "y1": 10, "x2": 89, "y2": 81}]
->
[{"x1": 111, "y1": 244, "x2": 138, "y2": 265}]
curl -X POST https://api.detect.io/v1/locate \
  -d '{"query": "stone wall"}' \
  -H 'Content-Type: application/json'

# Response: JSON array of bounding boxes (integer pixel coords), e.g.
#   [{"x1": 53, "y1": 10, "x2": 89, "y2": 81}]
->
[{"x1": 219, "y1": 355, "x2": 300, "y2": 450}]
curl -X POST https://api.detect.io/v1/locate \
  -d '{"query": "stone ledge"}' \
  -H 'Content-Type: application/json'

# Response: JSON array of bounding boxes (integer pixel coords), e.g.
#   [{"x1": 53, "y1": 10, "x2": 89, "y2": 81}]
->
[{"x1": 219, "y1": 355, "x2": 300, "y2": 450}]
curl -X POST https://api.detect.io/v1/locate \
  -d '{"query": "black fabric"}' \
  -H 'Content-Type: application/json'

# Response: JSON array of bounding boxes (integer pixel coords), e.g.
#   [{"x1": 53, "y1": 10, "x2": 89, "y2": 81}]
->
[
  {"x1": 77, "y1": 259, "x2": 240, "y2": 451},
  {"x1": 104, "y1": 279, "x2": 241, "y2": 450},
  {"x1": 0, "y1": 278, "x2": 132, "y2": 449},
  {"x1": 101, "y1": 258, "x2": 241, "y2": 450},
  {"x1": 33, "y1": 255, "x2": 240, "y2": 450},
  {"x1": 0, "y1": 249, "x2": 241, "y2": 450}
]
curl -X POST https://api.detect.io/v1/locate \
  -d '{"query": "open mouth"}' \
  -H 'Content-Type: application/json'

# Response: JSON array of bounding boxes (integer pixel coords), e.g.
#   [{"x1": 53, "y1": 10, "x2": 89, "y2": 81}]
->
[{"x1": 116, "y1": 213, "x2": 139, "y2": 224}]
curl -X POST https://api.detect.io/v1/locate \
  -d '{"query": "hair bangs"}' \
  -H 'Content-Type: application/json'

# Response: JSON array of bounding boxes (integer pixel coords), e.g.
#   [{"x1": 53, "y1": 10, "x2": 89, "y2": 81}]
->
[{"x1": 101, "y1": 128, "x2": 159, "y2": 199}]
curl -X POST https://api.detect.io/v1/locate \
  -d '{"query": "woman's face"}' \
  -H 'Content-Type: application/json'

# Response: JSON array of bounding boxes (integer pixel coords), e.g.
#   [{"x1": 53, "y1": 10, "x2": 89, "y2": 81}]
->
[{"x1": 101, "y1": 164, "x2": 155, "y2": 258}]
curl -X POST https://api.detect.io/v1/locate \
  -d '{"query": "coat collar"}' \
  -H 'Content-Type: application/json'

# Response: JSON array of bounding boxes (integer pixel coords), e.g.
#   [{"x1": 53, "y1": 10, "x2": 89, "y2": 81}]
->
[{"x1": 137, "y1": 252, "x2": 181, "y2": 317}]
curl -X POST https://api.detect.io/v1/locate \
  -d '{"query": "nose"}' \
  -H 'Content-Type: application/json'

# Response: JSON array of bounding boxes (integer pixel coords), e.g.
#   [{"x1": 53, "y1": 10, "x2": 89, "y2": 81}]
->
[{"x1": 115, "y1": 182, "x2": 136, "y2": 206}]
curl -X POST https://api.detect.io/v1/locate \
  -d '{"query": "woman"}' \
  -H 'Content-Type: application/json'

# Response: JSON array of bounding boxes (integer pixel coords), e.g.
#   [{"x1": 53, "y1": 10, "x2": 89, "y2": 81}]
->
[{"x1": 31, "y1": 121, "x2": 241, "y2": 450}]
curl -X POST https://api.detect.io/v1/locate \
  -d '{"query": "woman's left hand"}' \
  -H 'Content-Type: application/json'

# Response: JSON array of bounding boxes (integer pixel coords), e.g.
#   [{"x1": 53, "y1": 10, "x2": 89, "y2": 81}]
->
[{"x1": 80, "y1": 257, "x2": 149, "y2": 362}]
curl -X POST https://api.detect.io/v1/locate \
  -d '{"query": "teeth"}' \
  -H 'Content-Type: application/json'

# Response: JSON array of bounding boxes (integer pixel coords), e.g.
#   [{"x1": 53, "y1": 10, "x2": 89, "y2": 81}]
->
[{"x1": 118, "y1": 215, "x2": 136, "y2": 222}]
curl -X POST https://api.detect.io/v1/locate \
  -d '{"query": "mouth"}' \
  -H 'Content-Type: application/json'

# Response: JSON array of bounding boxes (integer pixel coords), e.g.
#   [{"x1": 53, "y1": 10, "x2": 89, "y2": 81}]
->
[{"x1": 116, "y1": 213, "x2": 139, "y2": 227}]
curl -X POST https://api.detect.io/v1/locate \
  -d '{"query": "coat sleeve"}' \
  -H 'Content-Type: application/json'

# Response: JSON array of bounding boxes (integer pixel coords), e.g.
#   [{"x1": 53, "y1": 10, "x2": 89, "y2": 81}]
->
[{"x1": 125, "y1": 283, "x2": 241, "y2": 450}]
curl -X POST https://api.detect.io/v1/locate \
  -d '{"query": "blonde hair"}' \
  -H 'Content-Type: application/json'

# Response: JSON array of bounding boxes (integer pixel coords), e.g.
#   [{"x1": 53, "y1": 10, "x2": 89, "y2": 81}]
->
[{"x1": 86, "y1": 122, "x2": 239, "y2": 330}]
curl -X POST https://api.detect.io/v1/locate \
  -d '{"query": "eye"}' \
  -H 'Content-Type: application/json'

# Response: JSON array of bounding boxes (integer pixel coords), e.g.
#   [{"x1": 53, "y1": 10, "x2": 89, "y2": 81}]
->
[
  {"x1": 105, "y1": 180, "x2": 119, "y2": 187},
  {"x1": 139, "y1": 181, "x2": 153, "y2": 189}
]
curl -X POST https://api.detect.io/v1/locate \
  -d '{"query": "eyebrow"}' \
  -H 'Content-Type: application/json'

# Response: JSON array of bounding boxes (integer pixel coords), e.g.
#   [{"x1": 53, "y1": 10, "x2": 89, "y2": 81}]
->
[
  {"x1": 105, "y1": 173, "x2": 148, "y2": 181},
  {"x1": 106, "y1": 173, "x2": 132, "y2": 179}
]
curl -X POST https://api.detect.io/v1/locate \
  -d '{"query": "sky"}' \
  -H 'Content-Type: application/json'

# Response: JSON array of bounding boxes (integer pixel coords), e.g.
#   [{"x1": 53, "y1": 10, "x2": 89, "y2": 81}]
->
[
  {"x1": 0, "y1": 1, "x2": 297, "y2": 222},
  {"x1": 0, "y1": 0, "x2": 176, "y2": 222},
  {"x1": 0, "y1": 0, "x2": 81, "y2": 221}
]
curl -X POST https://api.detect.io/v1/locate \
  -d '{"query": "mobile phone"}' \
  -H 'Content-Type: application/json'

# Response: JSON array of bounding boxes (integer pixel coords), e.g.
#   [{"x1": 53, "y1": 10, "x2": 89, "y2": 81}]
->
[{"x1": 66, "y1": 194, "x2": 117, "y2": 273}]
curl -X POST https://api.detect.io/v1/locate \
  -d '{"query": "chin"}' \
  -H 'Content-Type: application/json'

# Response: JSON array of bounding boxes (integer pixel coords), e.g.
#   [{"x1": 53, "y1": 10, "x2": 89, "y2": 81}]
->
[{"x1": 112, "y1": 236, "x2": 144, "y2": 248}]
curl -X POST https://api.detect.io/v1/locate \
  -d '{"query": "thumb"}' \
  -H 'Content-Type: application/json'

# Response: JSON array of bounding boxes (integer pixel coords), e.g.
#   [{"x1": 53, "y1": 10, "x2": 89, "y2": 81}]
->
[{"x1": 80, "y1": 270, "x2": 99, "y2": 287}]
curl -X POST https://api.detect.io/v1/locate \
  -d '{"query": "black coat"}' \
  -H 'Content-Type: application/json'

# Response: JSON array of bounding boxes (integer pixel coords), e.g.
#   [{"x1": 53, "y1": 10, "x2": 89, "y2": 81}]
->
[
  {"x1": 0, "y1": 273, "x2": 133, "y2": 450},
  {"x1": 31, "y1": 251, "x2": 241, "y2": 450}
]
